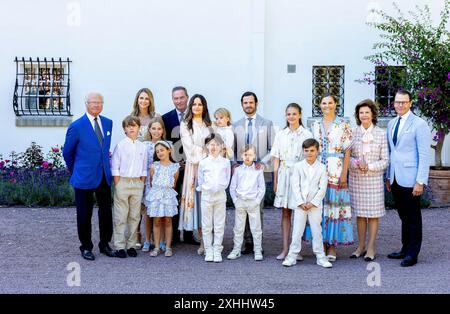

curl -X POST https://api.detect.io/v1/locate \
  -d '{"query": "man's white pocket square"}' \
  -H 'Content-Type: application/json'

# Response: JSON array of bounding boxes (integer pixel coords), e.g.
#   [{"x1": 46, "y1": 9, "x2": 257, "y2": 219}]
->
[{"x1": 107, "y1": 131, "x2": 111, "y2": 136}]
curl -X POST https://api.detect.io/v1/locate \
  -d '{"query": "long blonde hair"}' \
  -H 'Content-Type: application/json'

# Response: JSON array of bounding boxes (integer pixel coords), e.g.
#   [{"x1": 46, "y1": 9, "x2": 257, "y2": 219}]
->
[{"x1": 131, "y1": 88, "x2": 155, "y2": 118}]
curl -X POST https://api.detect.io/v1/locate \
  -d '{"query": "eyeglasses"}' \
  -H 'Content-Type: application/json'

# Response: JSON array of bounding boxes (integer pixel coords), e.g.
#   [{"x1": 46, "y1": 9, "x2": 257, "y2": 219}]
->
[
  {"x1": 393, "y1": 101, "x2": 410, "y2": 106},
  {"x1": 87, "y1": 101, "x2": 103, "y2": 104}
]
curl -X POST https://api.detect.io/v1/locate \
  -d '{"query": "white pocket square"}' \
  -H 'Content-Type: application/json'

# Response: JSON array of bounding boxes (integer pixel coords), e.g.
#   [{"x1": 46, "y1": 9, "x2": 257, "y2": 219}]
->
[{"x1": 107, "y1": 131, "x2": 111, "y2": 136}]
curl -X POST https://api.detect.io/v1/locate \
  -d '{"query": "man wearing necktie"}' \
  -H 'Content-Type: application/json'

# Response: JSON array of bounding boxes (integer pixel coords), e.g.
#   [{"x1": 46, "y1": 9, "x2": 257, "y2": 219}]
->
[
  {"x1": 233, "y1": 91, "x2": 275, "y2": 254},
  {"x1": 386, "y1": 90, "x2": 431, "y2": 267},
  {"x1": 162, "y1": 86, "x2": 197, "y2": 245},
  {"x1": 63, "y1": 92, "x2": 115, "y2": 261}
]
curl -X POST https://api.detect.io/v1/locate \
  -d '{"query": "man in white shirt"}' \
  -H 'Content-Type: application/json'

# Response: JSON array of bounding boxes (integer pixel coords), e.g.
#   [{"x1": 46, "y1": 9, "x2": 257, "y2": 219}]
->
[
  {"x1": 111, "y1": 116, "x2": 148, "y2": 258},
  {"x1": 197, "y1": 134, "x2": 231, "y2": 262},
  {"x1": 228, "y1": 144, "x2": 266, "y2": 261}
]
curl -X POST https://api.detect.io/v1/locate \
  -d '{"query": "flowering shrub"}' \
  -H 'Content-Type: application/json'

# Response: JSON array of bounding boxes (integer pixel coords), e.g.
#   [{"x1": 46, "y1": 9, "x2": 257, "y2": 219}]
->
[
  {"x1": 0, "y1": 143, "x2": 73, "y2": 206},
  {"x1": 362, "y1": 2, "x2": 450, "y2": 168}
]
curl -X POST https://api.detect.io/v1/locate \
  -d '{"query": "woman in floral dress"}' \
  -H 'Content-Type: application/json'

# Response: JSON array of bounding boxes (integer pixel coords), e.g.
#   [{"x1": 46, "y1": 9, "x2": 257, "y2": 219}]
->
[{"x1": 311, "y1": 94, "x2": 353, "y2": 261}]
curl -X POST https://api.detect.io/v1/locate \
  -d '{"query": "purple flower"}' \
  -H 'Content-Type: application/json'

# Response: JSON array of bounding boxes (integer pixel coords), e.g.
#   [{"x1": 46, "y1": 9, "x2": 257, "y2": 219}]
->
[{"x1": 447, "y1": 72, "x2": 450, "y2": 81}]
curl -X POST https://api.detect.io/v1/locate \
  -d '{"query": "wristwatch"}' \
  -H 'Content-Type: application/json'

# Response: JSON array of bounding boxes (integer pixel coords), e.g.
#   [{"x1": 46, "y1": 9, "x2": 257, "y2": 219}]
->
[{"x1": 416, "y1": 181, "x2": 424, "y2": 186}]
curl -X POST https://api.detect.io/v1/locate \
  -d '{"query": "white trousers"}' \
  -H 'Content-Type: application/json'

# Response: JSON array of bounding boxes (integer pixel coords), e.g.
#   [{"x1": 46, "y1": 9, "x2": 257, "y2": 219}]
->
[
  {"x1": 288, "y1": 207, "x2": 326, "y2": 259},
  {"x1": 201, "y1": 190, "x2": 227, "y2": 254},
  {"x1": 233, "y1": 197, "x2": 263, "y2": 252}
]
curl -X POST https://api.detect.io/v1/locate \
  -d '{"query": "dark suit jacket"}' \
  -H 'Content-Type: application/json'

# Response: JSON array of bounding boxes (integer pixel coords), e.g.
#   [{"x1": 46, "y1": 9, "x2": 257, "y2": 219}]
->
[
  {"x1": 162, "y1": 109, "x2": 185, "y2": 162},
  {"x1": 63, "y1": 113, "x2": 113, "y2": 189}
]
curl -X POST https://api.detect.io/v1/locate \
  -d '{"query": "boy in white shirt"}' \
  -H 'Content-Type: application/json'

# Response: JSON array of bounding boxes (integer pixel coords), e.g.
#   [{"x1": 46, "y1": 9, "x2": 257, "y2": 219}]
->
[
  {"x1": 283, "y1": 138, "x2": 332, "y2": 268},
  {"x1": 197, "y1": 133, "x2": 231, "y2": 262},
  {"x1": 227, "y1": 144, "x2": 265, "y2": 261},
  {"x1": 111, "y1": 115, "x2": 148, "y2": 258}
]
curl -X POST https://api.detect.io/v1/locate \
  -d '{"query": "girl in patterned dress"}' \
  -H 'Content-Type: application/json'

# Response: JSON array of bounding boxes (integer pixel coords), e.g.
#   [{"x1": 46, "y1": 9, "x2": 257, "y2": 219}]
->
[
  {"x1": 141, "y1": 117, "x2": 171, "y2": 252},
  {"x1": 311, "y1": 94, "x2": 353, "y2": 261},
  {"x1": 179, "y1": 94, "x2": 213, "y2": 255},
  {"x1": 271, "y1": 103, "x2": 313, "y2": 260},
  {"x1": 349, "y1": 99, "x2": 388, "y2": 261},
  {"x1": 146, "y1": 141, "x2": 180, "y2": 257}
]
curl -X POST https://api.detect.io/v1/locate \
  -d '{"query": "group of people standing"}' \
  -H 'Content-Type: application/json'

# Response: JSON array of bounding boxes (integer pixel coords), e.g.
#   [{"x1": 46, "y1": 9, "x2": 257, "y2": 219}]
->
[{"x1": 63, "y1": 86, "x2": 431, "y2": 268}]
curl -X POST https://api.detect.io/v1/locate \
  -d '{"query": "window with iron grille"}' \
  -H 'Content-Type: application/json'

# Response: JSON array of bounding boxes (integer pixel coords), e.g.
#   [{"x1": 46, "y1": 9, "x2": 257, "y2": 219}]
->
[
  {"x1": 13, "y1": 57, "x2": 72, "y2": 116},
  {"x1": 374, "y1": 65, "x2": 406, "y2": 117},
  {"x1": 312, "y1": 65, "x2": 345, "y2": 117}
]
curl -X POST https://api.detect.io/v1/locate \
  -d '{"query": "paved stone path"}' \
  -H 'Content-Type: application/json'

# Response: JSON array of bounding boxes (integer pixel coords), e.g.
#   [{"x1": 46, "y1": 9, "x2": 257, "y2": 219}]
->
[{"x1": 0, "y1": 206, "x2": 449, "y2": 294}]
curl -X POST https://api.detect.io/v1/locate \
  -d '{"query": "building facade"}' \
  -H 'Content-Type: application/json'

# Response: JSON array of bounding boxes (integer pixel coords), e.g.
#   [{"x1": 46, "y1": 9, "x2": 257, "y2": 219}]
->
[{"x1": 1, "y1": 0, "x2": 448, "y2": 165}]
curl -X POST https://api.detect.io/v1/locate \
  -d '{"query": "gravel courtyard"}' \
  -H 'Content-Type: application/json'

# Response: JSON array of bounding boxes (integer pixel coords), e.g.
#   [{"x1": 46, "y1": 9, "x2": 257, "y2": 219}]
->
[{"x1": 0, "y1": 206, "x2": 449, "y2": 294}]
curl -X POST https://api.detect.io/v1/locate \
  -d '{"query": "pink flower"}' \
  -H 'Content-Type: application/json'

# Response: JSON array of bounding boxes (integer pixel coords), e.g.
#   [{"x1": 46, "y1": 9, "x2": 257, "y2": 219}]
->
[
  {"x1": 52, "y1": 147, "x2": 60, "y2": 153},
  {"x1": 5, "y1": 160, "x2": 10, "y2": 163},
  {"x1": 42, "y1": 161, "x2": 49, "y2": 169},
  {"x1": 0, "y1": 161, "x2": 4, "y2": 167}
]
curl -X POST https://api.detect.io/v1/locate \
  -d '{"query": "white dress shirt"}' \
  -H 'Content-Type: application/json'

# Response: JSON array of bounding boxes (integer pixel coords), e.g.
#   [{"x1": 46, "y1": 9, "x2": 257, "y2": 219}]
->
[
  {"x1": 111, "y1": 137, "x2": 148, "y2": 178},
  {"x1": 391, "y1": 109, "x2": 411, "y2": 140},
  {"x1": 196, "y1": 155, "x2": 231, "y2": 193},
  {"x1": 229, "y1": 163, "x2": 266, "y2": 204},
  {"x1": 86, "y1": 112, "x2": 104, "y2": 136}
]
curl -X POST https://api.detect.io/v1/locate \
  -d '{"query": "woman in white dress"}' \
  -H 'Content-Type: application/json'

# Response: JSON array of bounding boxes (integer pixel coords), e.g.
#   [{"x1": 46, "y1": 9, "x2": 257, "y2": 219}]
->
[
  {"x1": 179, "y1": 94, "x2": 213, "y2": 255},
  {"x1": 271, "y1": 103, "x2": 313, "y2": 260}
]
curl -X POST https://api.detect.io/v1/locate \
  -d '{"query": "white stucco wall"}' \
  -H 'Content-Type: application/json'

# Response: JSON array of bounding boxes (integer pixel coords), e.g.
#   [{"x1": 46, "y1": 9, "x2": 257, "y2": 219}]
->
[{"x1": 0, "y1": 0, "x2": 448, "y2": 165}]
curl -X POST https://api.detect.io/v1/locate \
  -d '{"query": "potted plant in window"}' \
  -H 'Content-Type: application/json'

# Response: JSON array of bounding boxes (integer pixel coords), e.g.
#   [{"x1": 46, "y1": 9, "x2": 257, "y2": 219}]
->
[{"x1": 362, "y1": 1, "x2": 450, "y2": 206}]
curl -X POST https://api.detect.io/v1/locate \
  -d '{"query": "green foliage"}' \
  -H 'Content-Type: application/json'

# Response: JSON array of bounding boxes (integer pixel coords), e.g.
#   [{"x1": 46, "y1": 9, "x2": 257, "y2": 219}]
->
[{"x1": 363, "y1": 1, "x2": 450, "y2": 167}]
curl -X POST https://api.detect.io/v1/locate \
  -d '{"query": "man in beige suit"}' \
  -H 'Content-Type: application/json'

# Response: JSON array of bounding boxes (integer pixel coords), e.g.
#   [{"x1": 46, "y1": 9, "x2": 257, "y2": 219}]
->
[{"x1": 233, "y1": 91, "x2": 275, "y2": 254}]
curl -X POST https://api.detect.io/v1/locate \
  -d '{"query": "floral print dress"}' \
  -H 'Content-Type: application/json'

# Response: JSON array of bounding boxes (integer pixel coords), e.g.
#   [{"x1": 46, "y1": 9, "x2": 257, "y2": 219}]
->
[{"x1": 309, "y1": 117, "x2": 354, "y2": 246}]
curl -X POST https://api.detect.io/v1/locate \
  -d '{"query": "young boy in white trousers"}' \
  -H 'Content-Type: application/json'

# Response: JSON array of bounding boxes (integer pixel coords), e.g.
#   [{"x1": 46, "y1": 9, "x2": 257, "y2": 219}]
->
[
  {"x1": 111, "y1": 115, "x2": 148, "y2": 258},
  {"x1": 197, "y1": 133, "x2": 231, "y2": 263},
  {"x1": 282, "y1": 138, "x2": 332, "y2": 268},
  {"x1": 228, "y1": 144, "x2": 265, "y2": 261}
]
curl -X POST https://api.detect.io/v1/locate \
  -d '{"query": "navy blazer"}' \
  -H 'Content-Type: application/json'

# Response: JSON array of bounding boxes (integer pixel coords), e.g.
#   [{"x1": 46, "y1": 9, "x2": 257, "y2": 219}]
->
[
  {"x1": 63, "y1": 113, "x2": 113, "y2": 189},
  {"x1": 162, "y1": 109, "x2": 185, "y2": 161}
]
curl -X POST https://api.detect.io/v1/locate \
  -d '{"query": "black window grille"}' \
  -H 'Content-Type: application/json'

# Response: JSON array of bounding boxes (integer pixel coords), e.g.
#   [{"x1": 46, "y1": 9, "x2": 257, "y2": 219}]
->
[
  {"x1": 312, "y1": 65, "x2": 345, "y2": 117},
  {"x1": 13, "y1": 57, "x2": 72, "y2": 116},
  {"x1": 375, "y1": 66, "x2": 406, "y2": 117}
]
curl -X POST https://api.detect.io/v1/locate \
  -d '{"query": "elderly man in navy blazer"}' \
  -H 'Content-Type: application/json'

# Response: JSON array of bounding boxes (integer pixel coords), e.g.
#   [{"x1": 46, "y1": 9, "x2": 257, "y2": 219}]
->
[
  {"x1": 386, "y1": 90, "x2": 431, "y2": 267},
  {"x1": 63, "y1": 92, "x2": 116, "y2": 261}
]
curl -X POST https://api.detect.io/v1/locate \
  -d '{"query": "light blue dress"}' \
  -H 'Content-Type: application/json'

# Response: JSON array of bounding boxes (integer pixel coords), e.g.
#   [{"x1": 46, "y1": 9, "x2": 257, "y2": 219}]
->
[{"x1": 146, "y1": 161, "x2": 180, "y2": 217}]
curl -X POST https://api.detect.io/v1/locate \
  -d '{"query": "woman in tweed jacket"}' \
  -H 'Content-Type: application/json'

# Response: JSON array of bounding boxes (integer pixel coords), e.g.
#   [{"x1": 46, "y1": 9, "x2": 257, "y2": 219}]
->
[{"x1": 349, "y1": 99, "x2": 389, "y2": 262}]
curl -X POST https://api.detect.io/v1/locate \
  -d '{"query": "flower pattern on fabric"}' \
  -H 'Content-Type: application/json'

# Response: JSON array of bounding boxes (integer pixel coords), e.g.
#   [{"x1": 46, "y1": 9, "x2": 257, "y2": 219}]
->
[
  {"x1": 309, "y1": 118, "x2": 354, "y2": 246},
  {"x1": 146, "y1": 161, "x2": 180, "y2": 217}
]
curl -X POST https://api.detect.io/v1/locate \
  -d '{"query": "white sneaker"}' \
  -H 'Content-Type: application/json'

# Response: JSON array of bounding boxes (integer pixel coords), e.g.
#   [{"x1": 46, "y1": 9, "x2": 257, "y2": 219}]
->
[
  {"x1": 227, "y1": 250, "x2": 241, "y2": 260},
  {"x1": 254, "y1": 251, "x2": 263, "y2": 261},
  {"x1": 296, "y1": 253, "x2": 304, "y2": 261},
  {"x1": 204, "y1": 252, "x2": 214, "y2": 262},
  {"x1": 213, "y1": 253, "x2": 223, "y2": 263},
  {"x1": 317, "y1": 257, "x2": 333, "y2": 268},
  {"x1": 282, "y1": 256, "x2": 297, "y2": 267}
]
